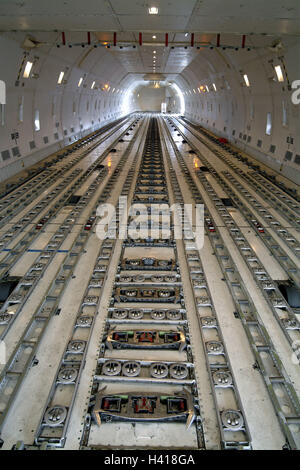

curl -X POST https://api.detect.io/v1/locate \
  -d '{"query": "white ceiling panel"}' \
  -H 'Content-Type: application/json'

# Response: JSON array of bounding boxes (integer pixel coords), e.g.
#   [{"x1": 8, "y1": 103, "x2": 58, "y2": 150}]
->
[
  {"x1": 192, "y1": 0, "x2": 300, "y2": 18},
  {"x1": 117, "y1": 16, "x2": 192, "y2": 31},
  {"x1": 0, "y1": 0, "x2": 112, "y2": 15},
  {"x1": 0, "y1": 15, "x2": 119, "y2": 31},
  {"x1": 187, "y1": 16, "x2": 300, "y2": 36},
  {"x1": 109, "y1": 0, "x2": 197, "y2": 16},
  {"x1": 0, "y1": 0, "x2": 298, "y2": 35}
]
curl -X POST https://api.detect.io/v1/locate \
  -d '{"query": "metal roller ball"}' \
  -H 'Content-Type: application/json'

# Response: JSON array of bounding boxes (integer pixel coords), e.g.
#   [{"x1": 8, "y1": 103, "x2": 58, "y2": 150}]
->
[
  {"x1": 150, "y1": 362, "x2": 169, "y2": 379},
  {"x1": 221, "y1": 410, "x2": 244, "y2": 430},
  {"x1": 122, "y1": 361, "x2": 141, "y2": 377},
  {"x1": 201, "y1": 316, "x2": 217, "y2": 327},
  {"x1": 158, "y1": 290, "x2": 171, "y2": 298},
  {"x1": 112, "y1": 309, "x2": 128, "y2": 319},
  {"x1": 151, "y1": 275, "x2": 164, "y2": 282},
  {"x1": 76, "y1": 316, "x2": 93, "y2": 327},
  {"x1": 67, "y1": 340, "x2": 85, "y2": 353},
  {"x1": 128, "y1": 310, "x2": 143, "y2": 319},
  {"x1": 102, "y1": 360, "x2": 122, "y2": 376},
  {"x1": 206, "y1": 341, "x2": 224, "y2": 354},
  {"x1": 44, "y1": 405, "x2": 67, "y2": 427},
  {"x1": 57, "y1": 367, "x2": 78, "y2": 384},
  {"x1": 212, "y1": 370, "x2": 233, "y2": 387},
  {"x1": 164, "y1": 275, "x2": 177, "y2": 283},
  {"x1": 169, "y1": 363, "x2": 189, "y2": 380},
  {"x1": 125, "y1": 290, "x2": 137, "y2": 297},
  {"x1": 128, "y1": 259, "x2": 140, "y2": 266},
  {"x1": 151, "y1": 310, "x2": 166, "y2": 320},
  {"x1": 166, "y1": 310, "x2": 181, "y2": 320}
]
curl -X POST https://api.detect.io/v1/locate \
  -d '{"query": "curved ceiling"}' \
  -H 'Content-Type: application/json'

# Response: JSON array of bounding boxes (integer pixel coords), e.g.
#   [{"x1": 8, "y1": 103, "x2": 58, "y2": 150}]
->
[
  {"x1": 0, "y1": 1, "x2": 299, "y2": 184},
  {"x1": 0, "y1": 0, "x2": 299, "y2": 35}
]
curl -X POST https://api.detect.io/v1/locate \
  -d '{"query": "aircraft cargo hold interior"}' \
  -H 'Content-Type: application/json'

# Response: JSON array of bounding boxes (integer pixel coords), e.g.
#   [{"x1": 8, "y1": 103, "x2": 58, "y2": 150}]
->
[{"x1": 0, "y1": 0, "x2": 299, "y2": 452}]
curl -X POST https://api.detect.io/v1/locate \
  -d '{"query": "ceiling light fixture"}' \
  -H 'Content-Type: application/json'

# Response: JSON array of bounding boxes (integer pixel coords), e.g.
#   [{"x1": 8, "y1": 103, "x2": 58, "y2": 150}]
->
[
  {"x1": 274, "y1": 64, "x2": 284, "y2": 82},
  {"x1": 212, "y1": 83, "x2": 217, "y2": 91},
  {"x1": 149, "y1": 7, "x2": 158, "y2": 14},
  {"x1": 23, "y1": 61, "x2": 33, "y2": 78},
  {"x1": 78, "y1": 77, "x2": 83, "y2": 87},
  {"x1": 91, "y1": 81, "x2": 95, "y2": 89},
  {"x1": 57, "y1": 71, "x2": 64, "y2": 84},
  {"x1": 243, "y1": 74, "x2": 250, "y2": 87},
  {"x1": 152, "y1": 35, "x2": 156, "y2": 39}
]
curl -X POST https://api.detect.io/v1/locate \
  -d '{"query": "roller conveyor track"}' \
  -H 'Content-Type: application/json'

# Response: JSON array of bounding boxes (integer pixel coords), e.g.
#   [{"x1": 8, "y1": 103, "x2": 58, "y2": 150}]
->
[
  {"x1": 171, "y1": 118, "x2": 300, "y2": 283},
  {"x1": 181, "y1": 116, "x2": 300, "y2": 205},
  {"x1": 165, "y1": 119, "x2": 300, "y2": 342},
  {"x1": 0, "y1": 116, "x2": 137, "y2": 280},
  {"x1": 0, "y1": 118, "x2": 139, "y2": 339},
  {"x1": 0, "y1": 114, "x2": 299, "y2": 451},
  {"x1": 0, "y1": 116, "x2": 132, "y2": 228},
  {"x1": 0, "y1": 115, "x2": 142, "y2": 436},
  {"x1": 0, "y1": 115, "x2": 134, "y2": 256},
  {"x1": 177, "y1": 117, "x2": 300, "y2": 221},
  {"x1": 33, "y1": 118, "x2": 149, "y2": 447},
  {"x1": 161, "y1": 116, "x2": 300, "y2": 449},
  {"x1": 76, "y1": 118, "x2": 206, "y2": 450},
  {"x1": 170, "y1": 124, "x2": 300, "y2": 258},
  {"x1": 180, "y1": 129, "x2": 300, "y2": 261},
  {"x1": 0, "y1": 115, "x2": 130, "y2": 200},
  {"x1": 158, "y1": 123, "x2": 252, "y2": 449},
  {"x1": 221, "y1": 171, "x2": 300, "y2": 260}
]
